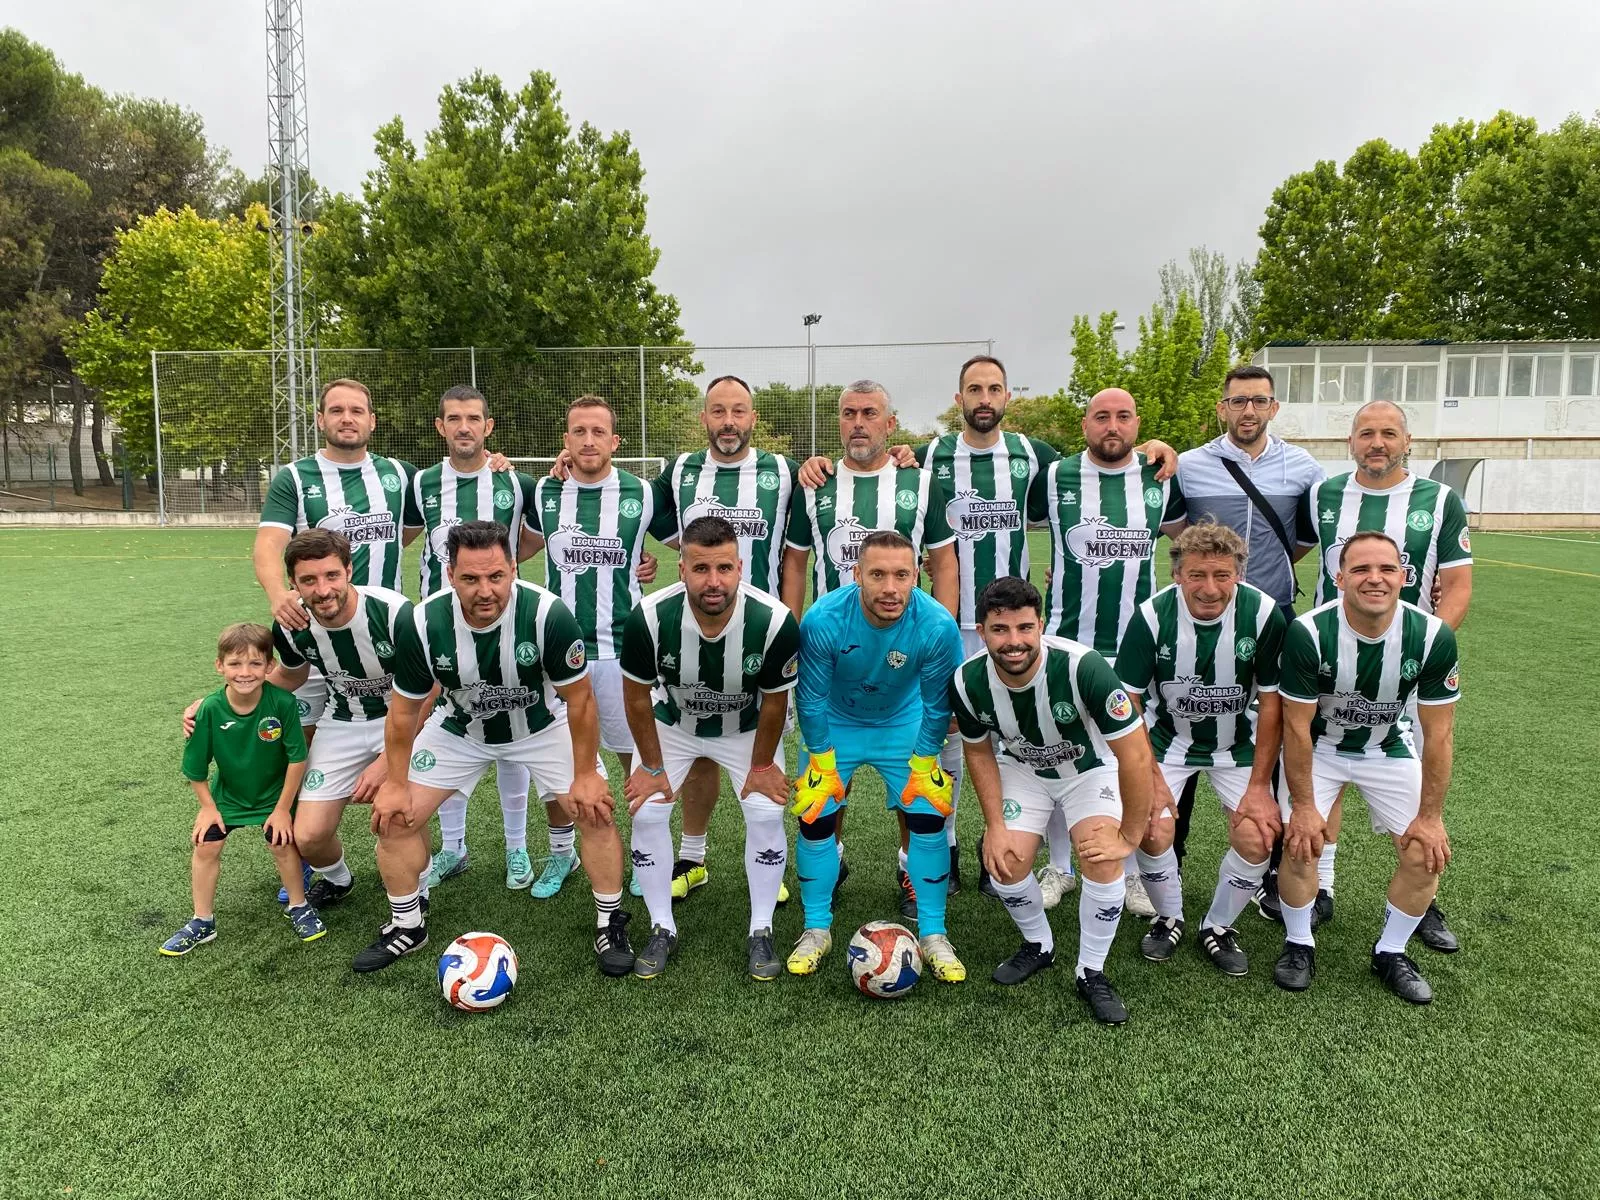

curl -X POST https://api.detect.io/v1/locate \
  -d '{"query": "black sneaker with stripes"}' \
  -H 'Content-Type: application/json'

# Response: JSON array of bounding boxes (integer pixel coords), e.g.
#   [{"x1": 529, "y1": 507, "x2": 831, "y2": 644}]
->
[
  {"x1": 352, "y1": 922, "x2": 427, "y2": 973},
  {"x1": 1198, "y1": 925, "x2": 1249, "y2": 976},
  {"x1": 595, "y1": 910, "x2": 635, "y2": 977}
]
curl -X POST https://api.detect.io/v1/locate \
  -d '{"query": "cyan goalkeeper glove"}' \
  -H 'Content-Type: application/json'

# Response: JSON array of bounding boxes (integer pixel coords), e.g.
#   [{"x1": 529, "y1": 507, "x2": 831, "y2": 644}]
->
[
  {"x1": 790, "y1": 749, "x2": 846, "y2": 824},
  {"x1": 899, "y1": 753, "x2": 953, "y2": 816}
]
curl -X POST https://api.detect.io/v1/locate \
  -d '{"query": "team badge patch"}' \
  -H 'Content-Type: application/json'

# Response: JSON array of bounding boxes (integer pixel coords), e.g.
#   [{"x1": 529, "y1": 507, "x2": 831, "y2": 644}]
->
[
  {"x1": 1002, "y1": 798, "x2": 1022, "y2": 822},
  {"x1": 1407, "y1": 510, "x2": 1434, "y2": 531},
  {"x1": 296, "y1": 699, "x2": 311, "y2": 718},
  {"x1": 515, "y1": 641, "x2": 537, "y2": 666},
  {"x1": 411, "y1": 749, "x2": 437, "y2": 772},
  {"x1": 381, "y1": 474, "x2": 402, "y2": 493},
  {"x1": 886, "y1": 650, "x2": 907, "y2": 669},
  {"x1": 1105, "y1": 689, "x2": 1134, "y2": 721},
  {"x1": 565, "y1": 639, "x2": 586, "y2": 670},
  {"x1": 1458, "y1": 528, "x2": 1471, "y2": 553},
  {"x1": 619, "y1": 498, "x2": 643, "y2": 519},
  {"x1": 895, "y1": 489, "x2": 918, "y2": 512},
  {"x1": 1009, "y1": 459, "x2": 1029, "y2": 479},
  {"x1": 1236, "y1": 636, "x2": 1257, "y2": 661},
  {"x1": 1445, "y1": 663, "x2": 1460, "y2": 691},
  {"x1": 743, "y1": 653, "x2": 764, "y2": 674},
  {"x1": 757, "y1": 470, "x2": 779, "y2": 492},
  {"x1": 257, "y1": 717, "x2": 284, "y2": 742},
  {"x1": 1144, "y1": 485, "x2": 1163, "y2": 508},
  {"x1": 303, "y1": 769, "x2": 325, "y2": 792},
  {"x1": 1401, "y1": 658, "x2": 1421, "y2": 681},
  {"x1": 493, "y1": 489, "x2": 514, "y2": 510},
  {"x1": 1052, "y1": 700, "x2": 1077, "y2": 723},
  {"x1": 374, "y1": 639, "x2": 394, "y2": 658},
  {"x1": 782, "y1": 655, "x2": 799, "y2": 679}
]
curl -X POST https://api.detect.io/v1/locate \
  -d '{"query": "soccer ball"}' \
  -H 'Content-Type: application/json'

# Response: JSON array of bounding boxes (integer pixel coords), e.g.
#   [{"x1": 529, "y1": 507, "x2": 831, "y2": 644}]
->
[
  {"x1": 847, "y1": 921, "x2": 922, "y2": 999},
  {"x1": 438, "y1": 931, "x2": 518, "y2": 1012}
]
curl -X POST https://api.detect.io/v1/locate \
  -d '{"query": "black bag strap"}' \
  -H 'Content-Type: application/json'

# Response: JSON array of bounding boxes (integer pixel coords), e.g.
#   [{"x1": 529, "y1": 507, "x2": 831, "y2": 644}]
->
[{"x1": 1220, "y1": 457, "x2": 1303, "y2": 598}]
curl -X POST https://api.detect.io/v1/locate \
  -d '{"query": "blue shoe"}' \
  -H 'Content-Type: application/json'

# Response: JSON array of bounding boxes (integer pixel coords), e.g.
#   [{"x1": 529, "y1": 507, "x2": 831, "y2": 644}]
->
[
  {"x1": 159, "y1": 917, "x2": 217, "y2": 956},
  {"x1": 505, "y1": 847, "x2": 535, "y2": 890},
  {"x1": 531, "y1": 850, "x2": 580, "y2": 900},
  {"x1": 278, "y1": 861, "x2": 314, "y2": 905},
  {"x1": 285, "y1": 903, "x2": 328, "y2": 943},
  {"x1": 426, "y1": 847, "x2": 469, "y2": 888},
  {"x1": 628, "y1": 870, "x2": 643, "y2": 898}
]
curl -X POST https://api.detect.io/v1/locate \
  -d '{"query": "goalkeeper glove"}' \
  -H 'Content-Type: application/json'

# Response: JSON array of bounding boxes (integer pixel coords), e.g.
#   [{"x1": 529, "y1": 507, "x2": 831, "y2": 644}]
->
[
  {"x1": 790, "y1": 749, "x2": 846, "y2": 823},
  {"x1": 900, "y1": 753, "x2": 953, "y2": 816}
]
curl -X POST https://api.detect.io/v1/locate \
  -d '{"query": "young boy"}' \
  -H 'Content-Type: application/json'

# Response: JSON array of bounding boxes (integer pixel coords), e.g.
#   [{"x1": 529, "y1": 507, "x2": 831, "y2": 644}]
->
[{"x1": 160, "y1": 623, "x2": 324, "y2": 955}]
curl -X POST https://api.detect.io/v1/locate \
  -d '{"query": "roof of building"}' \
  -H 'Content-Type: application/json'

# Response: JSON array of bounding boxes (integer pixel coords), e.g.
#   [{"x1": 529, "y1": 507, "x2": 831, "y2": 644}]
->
[{"x1": 1263, "y1": 338, "x2": 1586, "y2": 348}]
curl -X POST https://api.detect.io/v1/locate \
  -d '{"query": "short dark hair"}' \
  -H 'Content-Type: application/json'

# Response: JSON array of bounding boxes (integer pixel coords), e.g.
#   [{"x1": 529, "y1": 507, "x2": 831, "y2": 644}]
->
[
  {"x1": 284, "y1": 528, "x2": 351, "y2": 574},
  {"x1": 958, "y1": 354, "x2": 1007, "y2": 389},
  {"x1": 217, "y1": 622, "x2": 273, "y2": 660},
  {"x1": 438, "y1": 384, "x2": 488, "y2": 419},
  {"x1": 567, "y1": 394, "x2": 615, "y2": 431},
  {"x1": 681, "y1": 515, "x2": 737, "y2": 549},
  {"x1": 705, "y1": 375, "x2": 752, "y2": 400},
  {"x1": 1340, "y1": 529, "x2": 1401, "y2": 563},
  {"x1": 1223, "y1": 364, "x2": 1274, "y2": 394},
  {"x1": 976, "y1": 576, "x2": 1042, "y2": 624},
  {"x1": 858, "y1": 530, "x2": 915, "y2": 559},
  {"x1": 446, "y1": 519, "x2": 512, "y2": 565},
  {"x1": 318, "y1": 378, "x2": 372, "y2": 412}
]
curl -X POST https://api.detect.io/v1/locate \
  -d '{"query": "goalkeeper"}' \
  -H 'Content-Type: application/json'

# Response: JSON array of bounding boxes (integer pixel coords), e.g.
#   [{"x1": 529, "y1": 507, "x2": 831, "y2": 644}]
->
[{"x1": 788, "y1": 530, "x2": 967, "y2": 981}]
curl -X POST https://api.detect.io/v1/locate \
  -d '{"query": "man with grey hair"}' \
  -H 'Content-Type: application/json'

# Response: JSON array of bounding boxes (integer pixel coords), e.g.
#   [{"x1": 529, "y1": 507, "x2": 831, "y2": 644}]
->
[{"x1": 783, "y1": 380, "x2": 957, "y2": 920}]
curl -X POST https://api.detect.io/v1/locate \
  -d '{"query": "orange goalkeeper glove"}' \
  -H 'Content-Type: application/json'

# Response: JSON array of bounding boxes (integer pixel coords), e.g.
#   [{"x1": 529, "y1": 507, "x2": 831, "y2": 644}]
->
[
  {"x1": 790, "y1": 749, "x2": 846, "y2": 824},
  {"x1": 899, "y1": 753, "x2": 953, "y2": 816}
]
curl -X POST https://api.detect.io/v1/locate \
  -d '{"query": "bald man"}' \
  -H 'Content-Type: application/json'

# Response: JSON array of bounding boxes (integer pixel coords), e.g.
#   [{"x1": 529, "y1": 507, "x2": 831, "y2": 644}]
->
[{"x1": 1024, "y1": 387, "x2": 1187, "y2": 916}]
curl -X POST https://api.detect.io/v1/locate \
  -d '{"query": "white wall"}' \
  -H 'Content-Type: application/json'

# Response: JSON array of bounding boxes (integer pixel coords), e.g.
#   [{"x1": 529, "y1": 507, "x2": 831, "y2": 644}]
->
[{"x1": 1310, "y1": 457, "x2": 1600, "y2": 515}]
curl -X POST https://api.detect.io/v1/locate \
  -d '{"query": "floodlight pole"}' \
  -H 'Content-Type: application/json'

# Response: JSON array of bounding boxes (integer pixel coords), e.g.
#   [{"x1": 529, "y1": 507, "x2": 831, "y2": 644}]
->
[
  {"x1": 267, "y1": 0, "x2": 314, "y2": 470},
  {"x1": 804, "y1": 313, "x2": 822, "y2": 457}
]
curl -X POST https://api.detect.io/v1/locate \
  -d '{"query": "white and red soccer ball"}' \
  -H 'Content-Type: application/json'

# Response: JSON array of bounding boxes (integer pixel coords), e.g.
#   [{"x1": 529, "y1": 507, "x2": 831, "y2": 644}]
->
[
  {"x1": 438, "y1": 931, "x2": 518, "y2": 1011},
  {"x1": 847, "y1": 921, "x2": 922, "y2": 999}
]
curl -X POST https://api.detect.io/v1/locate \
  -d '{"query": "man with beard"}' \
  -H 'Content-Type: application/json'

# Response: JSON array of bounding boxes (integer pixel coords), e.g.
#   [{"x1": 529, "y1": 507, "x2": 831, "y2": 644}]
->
[
  {"x1": 950, "y1": 577, "x2": 1154, "y2": 1025},
  {"x1": 1274, "y1": 531, "x2": 1460, "y2": 1004},
  {"x1": 620, "y1": 517, "x2": 799, "y2": 981},
  {"x1": 1027, "y1": 387, "x2": 1186, "y2": 918}
]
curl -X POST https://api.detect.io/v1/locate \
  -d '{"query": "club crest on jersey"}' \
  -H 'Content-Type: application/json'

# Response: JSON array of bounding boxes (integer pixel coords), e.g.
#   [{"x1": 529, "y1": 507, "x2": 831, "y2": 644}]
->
[
  {"x1": 381, "y1": 474, "x2": 402, "y2": 493},
  {"x1": 565, "y1": 639, "x2": 586, "y2": 670},
  {"x1": 515, "y1": 641, "x2": 537, "y2": 666},
  {"x1": 494, "y1": 489, "x2": 514, "y2": 510},
  {"x1": 895, "y1": 489, "x2": 918, "y2": 512},
  {"x1": 782, "y1": 655, "x2": 798, "y2": 678},
  {"x1": 256, "y1": 717, "x2": 284, "y2": 742},
  {"x1": 303, "y1": 769, "x2": 325, "y2": 791},
  {"x1": 683, "y1": 499, "x2": 768, "y2": 540},
  {"x1": 1009, "y1": 459, "x2": 1029, "y2": 479},
  {"x1": 1002, "y1": 798, "x2": 1022, "y2": 821},
  {"x1": 374, "y1": 639, "x2": 394, "y2": 658},
  {"x1": 619, "y1": 497, "x2": 643, "y2": 519},
  {"x1": 1445, "y1": 663, "x2": 1460, "y2": 691},
  {"x1": 1458, "y1": 529, "x2": 1471, "y2": 553},
  {"x1": 1236, "y1": 636, "x2": 1257, "y2": 661},
  {"x1": 547, "y1": 524, "x2": 627, "y2": 571},
  {"x1": 411, "y1": 749, "x2": 436, "y2": 771},
  {"x1": 1407, "y1": 510, "x2": 1433, "y2": 531},
  {"x1": 886, "y1": 650, "x2": 907, "y2": 669},
  {"x1": 1065, "y1": 516, "x2": 1154, "y2": 564},
  {"x1": 1401, "y1": 658, "x2": 1420, "y2": 680},
  {"x1": 1144, "y1": 485, "x2": 1163, "y2": 507},
  {"x1": 743, "y1": 653, "x2": 764, "y2": 675},
  {"x1": 1106, "y1": 689, "x2": 1134, "y2": 721},
  {"x1": 757, "y1": 470, "x2": 780, "y2": 492},
  {"x1": 296, "y1": 699, "x2": 311, "y2": 718},
  {"x1": 946, "y1": 489, "x2": 1021, "y2": 539},
  {"x1": 825, "y1": 517, "x2": 870, "y2": 570},
  {"x1": 1052, "y1": 700, "x2": 1077, "y2": 723}
]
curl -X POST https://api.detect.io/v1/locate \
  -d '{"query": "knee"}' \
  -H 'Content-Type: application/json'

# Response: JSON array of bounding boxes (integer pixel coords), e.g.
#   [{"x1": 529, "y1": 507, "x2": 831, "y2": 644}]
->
[
  {"x1": 1395, "y1": 836, "x2": 1431, "y2": 875},
  {"x1": 1231, "y1": 823, "x2": 1269, "y2": 863},
  {"x1": 631, "y1": 799, "x2": 674, "y2": 830},
  {"x1": 903, "y1": 811, "x2": 944, "y2": 838},
  {"x1": 193, "y1": 838, "x2": 224, "y2": 861},
  {"x1": 738, "y1": 794, "x2": 785, "y2": 828},
  {"x1": 798, "y1": 810, "x2": 839, "y2": 841}
]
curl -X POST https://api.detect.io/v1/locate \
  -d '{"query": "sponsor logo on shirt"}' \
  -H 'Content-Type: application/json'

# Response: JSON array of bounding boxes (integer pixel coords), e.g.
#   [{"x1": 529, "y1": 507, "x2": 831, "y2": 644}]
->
[
  {"x1": 1160, "y1": 677, "x2": 1249, "y2": 718},
  {"x1": 257, "y1": 716, "x2": 284, "y2": 742},
  {"x1": 1006, "y1": 738, "x2": 1086, "y2": 770},
  {"x1": 946, "y1": 490, "x2": 1021, "y2": 539},
  {"x1": 683, "y1": 499, "x2": 769, "y2": 541},
  {"x1": 219, "y1": 721, "x2": 238, "y2": 730},
  {"x1": 825, "y1": 517, "x2": 871, "y2": 570},
  {"x1": 325, "y1": 670, "x2": 394, "y2": 700},
  {"x1": 318, "y1": 507, "x2": 397, "y2": 546},
  {"x1": 1325, "y1": 693, "x2": 1405, "y2": 729},
  {"x1": 547, "y1": 525, "x2": 628, "y2": 571},
  {"x1": 471, "y1": 684, "x2": 536, "y2": 716},
  {"x1": 1065, "y1": 517, "x2": 1154, "y2": 565},
  {"x1": 678, "y1": 686, "x2": 752, "y2": 716}
]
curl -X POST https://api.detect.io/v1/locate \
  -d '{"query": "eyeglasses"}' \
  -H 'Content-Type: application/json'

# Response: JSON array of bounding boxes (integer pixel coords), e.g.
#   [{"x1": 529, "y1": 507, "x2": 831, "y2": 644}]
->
[{"x1": 1221, "y1": 395, "x2": 1275, "y2": 411}]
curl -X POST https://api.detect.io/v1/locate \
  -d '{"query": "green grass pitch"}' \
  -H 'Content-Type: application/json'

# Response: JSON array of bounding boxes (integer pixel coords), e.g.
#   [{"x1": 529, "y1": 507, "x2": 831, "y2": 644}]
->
[{"x1": 2, "y1": 527, "x2": 1597, "y2": 1199}]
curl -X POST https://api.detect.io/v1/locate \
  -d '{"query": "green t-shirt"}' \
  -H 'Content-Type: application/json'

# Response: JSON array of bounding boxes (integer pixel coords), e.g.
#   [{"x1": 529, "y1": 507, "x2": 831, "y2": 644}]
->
[
  {"x1": 404, "y1": 461, "x2": 539, "y2": 597},
  {"x1": 784, "y1": 460, "x2": 955, "y2": 597},
  {"x1": 181, "y1": 683, "x2": 308, "y2": 823},
  {"x1": 259, "y1": 452, "x2": 416, "y2": 592}
]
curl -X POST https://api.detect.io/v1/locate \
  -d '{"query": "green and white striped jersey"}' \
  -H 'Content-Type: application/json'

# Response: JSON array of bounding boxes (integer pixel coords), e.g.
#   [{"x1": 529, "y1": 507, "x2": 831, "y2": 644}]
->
[
  {"x1": 917, "y1": 432, "x2": 1060, "y2": 628},
  {"x1": 1279, "y1": 599, "x2": 1460, "y2": 760},
  {"x1": 662, "y1": 448, "x2": 799, "y2": 596},
  {"x1": 529, "y1": 469, "x2": 676, "y2": 659},
  {"x1": 949, "y1": 635, "x2": 1142, "y2": 780},
  {"x1": 1115, "y1": 582, "x2": 1285, "y2": 768},
  {"x1": 404, "y1": 461, "x2": 538, "y2": 597},
  {"x1": 393, "y1": 579, "x2": 588, "y2": 744},
  {"x1": 619, "y1": 582, "x2": 800, "y2": 738},
  {"x1": 784, "y1": 461, "x2": 955, "y2": 597},
  {"x1": 1305, "y1": 473, "x2": 1472, "y2": 611},
  {"x1": 1031, "y1": 452, "x2": 1186, "y2": 658},
  {"x1": 271, "y1": 586, "x2": 412, "y2": 723},
  {"x1": 260, "y1": 452, "x2": 415, "y2": 592}
]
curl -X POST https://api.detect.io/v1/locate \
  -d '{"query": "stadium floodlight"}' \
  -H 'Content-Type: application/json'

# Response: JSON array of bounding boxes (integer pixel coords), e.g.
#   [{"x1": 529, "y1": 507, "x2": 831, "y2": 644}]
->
[{"x1": 804, "y1": 314, "x2": 823, "y2": 456}]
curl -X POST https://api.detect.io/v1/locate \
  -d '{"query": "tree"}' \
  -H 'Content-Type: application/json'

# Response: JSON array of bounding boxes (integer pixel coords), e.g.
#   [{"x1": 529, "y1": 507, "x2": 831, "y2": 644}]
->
[
  {"x1": 1066, "y1": 312, "x2": 1132, "y2": 406},
  {"x1": 1160, "y1": 247, "x2": 1231, "y2": 365}
]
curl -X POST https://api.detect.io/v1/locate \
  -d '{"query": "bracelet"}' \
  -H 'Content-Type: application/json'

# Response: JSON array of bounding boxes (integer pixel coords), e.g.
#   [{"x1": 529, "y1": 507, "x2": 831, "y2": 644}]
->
[{"x1": 641, "y1": 764, "x2": 665, "y2": 776}]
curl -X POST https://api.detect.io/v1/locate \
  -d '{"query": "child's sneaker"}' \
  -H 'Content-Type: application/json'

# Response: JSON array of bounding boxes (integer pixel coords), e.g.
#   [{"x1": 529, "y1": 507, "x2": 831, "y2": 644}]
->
[
  {"x1": 285, "y1": 903, "x2": 328, "y2": 942},
  {"x1": 277, "y1": 861, "x2": 314, "y2": 905},
  {"x1": 159, "y1": 917, "x2": 217, "y2": 956}
]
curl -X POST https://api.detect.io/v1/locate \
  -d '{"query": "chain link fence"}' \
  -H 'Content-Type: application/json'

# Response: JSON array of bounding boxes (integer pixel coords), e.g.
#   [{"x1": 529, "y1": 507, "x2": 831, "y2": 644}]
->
[{"x1": 147, "y1": 341, "x2": 991, "y2": 520}]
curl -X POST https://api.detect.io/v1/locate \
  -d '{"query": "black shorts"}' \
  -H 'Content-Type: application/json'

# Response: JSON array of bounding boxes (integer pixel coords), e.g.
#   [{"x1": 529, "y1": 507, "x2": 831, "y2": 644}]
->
[{"x1": 200, "y1": 821, "x2": 273, "y2": 844}]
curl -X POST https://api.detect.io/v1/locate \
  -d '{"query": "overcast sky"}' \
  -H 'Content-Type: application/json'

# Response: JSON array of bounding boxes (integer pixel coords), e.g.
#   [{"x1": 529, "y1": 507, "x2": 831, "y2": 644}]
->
[{"x1": 9, "y1": 1, "x2": 1600, "y2": 426}]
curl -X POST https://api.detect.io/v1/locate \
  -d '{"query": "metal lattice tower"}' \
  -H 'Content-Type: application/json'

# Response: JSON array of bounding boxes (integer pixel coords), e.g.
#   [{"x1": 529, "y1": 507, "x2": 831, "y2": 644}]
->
[{"x1": 266, "y1": 0, "x2": 315, "y2": 468}]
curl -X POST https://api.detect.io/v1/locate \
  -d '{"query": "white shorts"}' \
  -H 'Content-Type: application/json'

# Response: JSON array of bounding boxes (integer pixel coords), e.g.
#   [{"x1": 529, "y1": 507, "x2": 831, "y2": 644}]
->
[
  {"x1": 298, "y1": 719, "x2": 385, "y2": 801},
  {"x1": 656, "y1": 719, "x2": 759, "y2": 798},
  {"x1": 1280, "y1": 753, "x2": 1421, "y2": 837},
  {"x1": 292, "y1": 669, "x2": 327, "y2": 728},
  {"x1": 408, "y1": 713, "x2": 580, "y2": 801},
  {"x1": 590, "y1": 657, "x2": 634, "y2": 755},
  {"x1": 1156, "y1": 761, "x2": 1254, "y2": 815},
  {"x1": 998, "y1": 761, "x2": 1122, "y2": 836}
]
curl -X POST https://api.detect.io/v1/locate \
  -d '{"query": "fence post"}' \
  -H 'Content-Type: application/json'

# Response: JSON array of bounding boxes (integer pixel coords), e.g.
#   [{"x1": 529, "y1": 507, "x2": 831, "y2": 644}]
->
[
  {"x1": 470, "y1": 346, "x2": 478, "y2": 390},
  {"x1": 151, "y1": 349, "x2": 167, "y2": 526},
  {"x1": 47, "y1": 442, "x2": 56, "y2": 511},
  {"x1": 638, "y1": 345, "x2": 648, "y2": 463},
  {"x1": 119, "y1": 440, "x2": 134, "y2": 511}
]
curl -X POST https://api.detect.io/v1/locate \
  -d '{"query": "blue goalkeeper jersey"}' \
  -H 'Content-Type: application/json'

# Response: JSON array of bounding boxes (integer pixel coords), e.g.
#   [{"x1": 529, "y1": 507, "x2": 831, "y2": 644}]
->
[{"x1": 796, "y1": 584, "x2": 964, "y2": 759}]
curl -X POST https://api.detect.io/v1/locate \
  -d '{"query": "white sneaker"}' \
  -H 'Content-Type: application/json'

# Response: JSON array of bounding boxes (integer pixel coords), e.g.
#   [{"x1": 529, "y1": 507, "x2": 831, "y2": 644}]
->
[
  {"x1": 1038, "y1": 864, "x2": 1077, "y2": 910},
  {"x1": 1123, "y1": 873, "x2": 1157, "y2": 918}
]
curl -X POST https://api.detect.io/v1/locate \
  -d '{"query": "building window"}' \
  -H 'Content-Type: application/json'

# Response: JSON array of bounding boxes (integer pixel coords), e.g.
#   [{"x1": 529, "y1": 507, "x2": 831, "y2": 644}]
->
[
  {"x1": 1507, "y1": 355, "x2": 1533, "y2": 396},
  {"x1": 1473, "y1": 356, "x2": 1501, "y2": 397},
  {"x1": 1404, "y1": 365, "x2": 1438, "y2": 404},
  {"x1": 1537, "y1": 355, "x2": 1562, "y2": 396},
  {"x1": 1284, "y1": 364, "x2": 1314, "y2": 403},
  {"x1": 1446, "y1": 357, "x2": 1473, "y2": 397},
  {"x1": 1372, "y1": 365, "x2": 1402, "y2": 403},
  {"x1": 1317, "y1": 364, "x2": 1366, "y2": 404},
  {"x1": 1571, "y1": 355, "x2": 1597, "y2": 396},
  {"x1": 1508, "y1": 353, "x2": 1564, "y2": 396}
]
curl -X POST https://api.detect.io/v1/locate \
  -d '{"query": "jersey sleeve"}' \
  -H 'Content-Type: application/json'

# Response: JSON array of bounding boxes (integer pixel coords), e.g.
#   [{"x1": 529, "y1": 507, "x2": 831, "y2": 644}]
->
[
  {"x1": 272, "y1": 622, "x2": 305, "y2": 670},
  {"x1": 277, "y1": 688, "x2": 308, "y2": 764},
  {"x1": 1437, "y1": 489, "x2": 1472, "y2": 568},
  {"x1": 403, "y1": 472, "x2": 424, "y2": 529},
  {"x1": 1295, "y1": 484, "x2": 1319, "y2": 548},
  {"x1": 1027, "y1": 437, "x2": 1061, "y2": 468},
  {"x1": 784, "y1": 489, "x2": 814, "y2": 550},
  {"x1": 1255, "y1": 604, "x2": 1287, "y2": 692},
  {"x1": 914, "y1": 611, "x2": 965, "y2": 757},
  {"x1": 181, "y1": 698, "x2": 214, "y2": 783},
  {"x1": 1077, "y1": 651, "x2": 1141, "y2": 740},
  {"x1": 619, "y1": 605, "x2": 658, "y2": 686},
  {"x1": 1115, "y1": 609, "x2": 1158, "y2": 697},
  {"x1": 649, "y1": 474, "x2": 679, "y2": 545},
  {"x1": 922, "y1": 474, "x2": 955, "y2": 548},
  {"x1": 1417, "y1": 623, "x2": 1461, "y2": 705},
  {"x1": 1162, "y1": 473, "x2": 1187, "y2": 524},
  {"x1": 911, "y1": 442, "x2": 932, "y2": 469},
  {"x1": 948, "y1": 670, "x2": 987, "y2": 743},
  {"x1": 259, "y1": 466, "x2": 299, "y2": 530},
  {"x1": 759, "y1": 610, "x2": 802, "y2": 693},
  {"x1": 392, "y1": 604, "x2": 436, "y2": 699},
  {"x1": 1277, "y1": 620, "x2": 1322, "y2": 703},
  {"x1": 541, "y1": 598, "x2": 589, "y2": 686},
  {"x1": 1025, "y1": 460, "x2": 1052, "y2": 525},
  {"x1": 516, "y1": 472, "x2": 541, "y2": 528},
  {"x1": 795, "y1": 607, "x2": 837, "y2": 754}
]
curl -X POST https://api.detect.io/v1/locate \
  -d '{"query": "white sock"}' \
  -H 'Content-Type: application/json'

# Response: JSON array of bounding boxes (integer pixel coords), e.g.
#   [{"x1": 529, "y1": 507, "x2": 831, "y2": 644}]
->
[
  {"x1": 938, "y1": 738, "x2": 962, "y2": 847},
  {"x1": 897, "y1": 846, "x2": 909, "y2": 871},
  {"x1": 497, "y1": 777, "x2": 529, "y2": 854},
  {"x1": 1375, "y1": 900, "x2": 1424, "y2": 955},
  {"x1": 1282, "y1": 896, "x2": 1315, "y2": 948},
  {"x1": 388, "y1": 888, "x2": 423, "y2": 929},
  {"x1": 836, "y1": 840, "x2": 845, "y2": 862},
  {"x1": 593, "y1": 889, "x2": 621, "y2": 930},
  {"x1": 631, "y1": 801, "x2": 677, "y2": 934},
  {"x1": 1076, "y1": 876, "x2": 1124, "y2": 975},
  {"x1": 1202, "y1": 849, "x2": 1268, "y2": 931},
  {"x1": 1317, "y1": 842, "x2": 1338, "y2": 894},
  {"x1": 680, "y1": 832, "x2": 708, "y2": 864},
  {"x1": 437, "y1": 791, "x2": 468, "y2": 855},
  {"x1": 549, "y1": 822, "x2": 575, "y2": 857},
  {"x1": 742, "y1": 806, "x2": 786, "y2": 934},
  {"x1": 992, "y1": 875, "x2": 1054, "y2": 954},
  {"x1": 1045, "y1": 805, "x2": 1074, "y2": 874},
  {"x1": 416, "y1": 866, "x2": 430, "y2": 900},
  {"x1": 315, "y1": 855, "x2": 353, "y2": 887},
  {"x1": 1135, "y1": 847, "x2": 1183, "y2": 920}
]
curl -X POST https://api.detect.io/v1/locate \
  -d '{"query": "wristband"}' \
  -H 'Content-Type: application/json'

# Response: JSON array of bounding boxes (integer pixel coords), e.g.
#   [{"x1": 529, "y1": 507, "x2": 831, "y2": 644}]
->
[{"x1": 641, "y1": 764, "x2": 665, "y2": 776}]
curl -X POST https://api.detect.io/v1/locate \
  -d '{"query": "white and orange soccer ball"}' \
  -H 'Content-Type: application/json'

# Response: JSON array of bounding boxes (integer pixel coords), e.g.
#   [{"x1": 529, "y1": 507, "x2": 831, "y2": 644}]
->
[
  {"x1": 847, "y1": 921, "x2": 922, "y2": 999},
  {"x1": 438, "y1": 931, "x2": 519, "y2": 1012}
]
